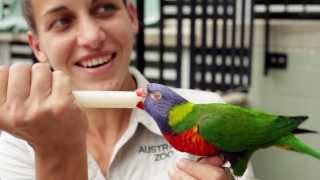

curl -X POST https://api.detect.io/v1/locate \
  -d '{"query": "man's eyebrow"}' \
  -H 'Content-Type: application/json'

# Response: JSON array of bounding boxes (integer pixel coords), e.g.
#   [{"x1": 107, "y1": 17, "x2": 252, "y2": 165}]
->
[
  {"x1": 91, "y1": 0, "x2": 101, "y2": 5},
  {"x1": 43, "y1": 6, "x2": 68, "y2": 16}
]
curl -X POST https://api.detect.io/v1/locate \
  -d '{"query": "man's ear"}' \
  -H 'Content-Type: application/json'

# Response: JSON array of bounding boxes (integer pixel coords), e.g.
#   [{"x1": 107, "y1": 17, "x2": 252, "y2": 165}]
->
[
  {"x1": 27, "y1": 31, "x2": 48, "y2": 63},
  {"x1": 126, "y1": 3, "x2": 139, "y2": 35}
]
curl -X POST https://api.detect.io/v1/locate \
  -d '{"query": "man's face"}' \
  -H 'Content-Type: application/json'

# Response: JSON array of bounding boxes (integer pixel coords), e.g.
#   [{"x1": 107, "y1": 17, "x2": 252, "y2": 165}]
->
[{"x1": 29, "y1": 0, "x2": 138, "y2": 91}]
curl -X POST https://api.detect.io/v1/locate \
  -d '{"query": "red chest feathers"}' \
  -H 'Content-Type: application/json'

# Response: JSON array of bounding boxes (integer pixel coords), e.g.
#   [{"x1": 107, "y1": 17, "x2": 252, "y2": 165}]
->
[{"x1": 163, "y1": 127, "x2": 220, "y2": 156}]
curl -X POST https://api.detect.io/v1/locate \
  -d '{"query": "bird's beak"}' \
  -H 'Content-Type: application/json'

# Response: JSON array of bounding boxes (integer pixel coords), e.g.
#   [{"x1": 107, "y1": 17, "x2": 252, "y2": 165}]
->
[{"x1": 135, "y1": 88, "x2": 147, "y2": 109}]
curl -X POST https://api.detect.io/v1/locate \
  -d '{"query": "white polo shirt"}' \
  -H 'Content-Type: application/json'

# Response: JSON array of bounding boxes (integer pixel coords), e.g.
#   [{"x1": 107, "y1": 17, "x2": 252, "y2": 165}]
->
[{"x1": 0, "y1": 68, "x2": 256, "y2": 180}]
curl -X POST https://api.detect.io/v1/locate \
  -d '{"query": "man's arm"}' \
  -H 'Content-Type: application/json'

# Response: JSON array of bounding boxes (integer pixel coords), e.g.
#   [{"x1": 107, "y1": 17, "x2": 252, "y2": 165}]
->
[{"x1": 35, "y1": 143, "x2": 88, "y2": 180}]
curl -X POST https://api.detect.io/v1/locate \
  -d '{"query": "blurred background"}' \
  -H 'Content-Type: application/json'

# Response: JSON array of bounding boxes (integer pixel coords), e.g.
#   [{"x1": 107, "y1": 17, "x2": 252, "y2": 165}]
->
[{"x1": 0, "y1": 0, "x2": 319, "y2": 179}]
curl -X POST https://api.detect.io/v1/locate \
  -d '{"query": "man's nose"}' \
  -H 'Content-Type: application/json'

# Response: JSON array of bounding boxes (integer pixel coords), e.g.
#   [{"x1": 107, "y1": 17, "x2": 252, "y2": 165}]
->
[{"x1": 77, "y1": 17, "x2": 106, "y2": 50}]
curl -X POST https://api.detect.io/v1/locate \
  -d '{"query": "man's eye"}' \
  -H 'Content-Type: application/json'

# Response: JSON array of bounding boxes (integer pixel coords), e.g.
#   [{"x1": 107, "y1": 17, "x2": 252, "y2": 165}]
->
[
  {"x1": 51, "y1": 17, "x2": 72, "y2": 30},
  {"x1": 94, "y1": 4, "x2": 116, "y2": 15}
]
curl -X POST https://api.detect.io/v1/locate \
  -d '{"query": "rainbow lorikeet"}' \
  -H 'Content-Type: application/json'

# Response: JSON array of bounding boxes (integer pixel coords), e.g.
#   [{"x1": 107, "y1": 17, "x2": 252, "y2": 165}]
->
[{"x1": 141, "y1": 83, "x2": 320, "y2": 176}]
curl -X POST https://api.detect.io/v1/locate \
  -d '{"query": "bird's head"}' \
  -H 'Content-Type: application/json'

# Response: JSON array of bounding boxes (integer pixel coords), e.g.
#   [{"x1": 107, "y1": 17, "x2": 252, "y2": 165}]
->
[{"x1": 139, "y1": 83, "x2": 187, "y2": 132}]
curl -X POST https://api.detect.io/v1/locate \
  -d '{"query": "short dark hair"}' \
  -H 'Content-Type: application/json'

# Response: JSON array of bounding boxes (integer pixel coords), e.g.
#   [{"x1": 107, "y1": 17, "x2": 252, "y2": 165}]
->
[
  {"x1": 22, "y1": 0, "x2": 128, "y2": 33},
  {"x1": 22, "y1": 0, "x2": 36, "y2": 33}
]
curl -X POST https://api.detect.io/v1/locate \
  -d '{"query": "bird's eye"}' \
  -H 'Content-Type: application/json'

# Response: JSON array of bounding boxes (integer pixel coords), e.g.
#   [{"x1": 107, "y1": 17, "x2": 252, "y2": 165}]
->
[{"x1": 150, "y1": 91, "x2": 162, "y2": 101}]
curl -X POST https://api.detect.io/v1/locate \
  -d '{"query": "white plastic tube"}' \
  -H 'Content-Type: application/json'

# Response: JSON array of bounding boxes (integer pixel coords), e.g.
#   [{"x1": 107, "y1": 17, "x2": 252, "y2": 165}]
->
[{"x1": 73, "y1": 91, "x2": 143, "y2": 108}]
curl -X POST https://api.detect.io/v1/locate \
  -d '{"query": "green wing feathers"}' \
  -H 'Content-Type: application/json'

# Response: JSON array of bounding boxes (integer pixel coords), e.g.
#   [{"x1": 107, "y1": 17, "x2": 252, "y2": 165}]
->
[{"x1": 195, "y1": 103, "x2": 306, "y2": 151}]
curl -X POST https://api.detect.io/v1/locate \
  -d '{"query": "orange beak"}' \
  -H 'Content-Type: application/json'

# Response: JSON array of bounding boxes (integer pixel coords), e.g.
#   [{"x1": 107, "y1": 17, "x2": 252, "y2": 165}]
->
[{"x1": 135, "y1": 88, "x2": 147, "y2": 109}]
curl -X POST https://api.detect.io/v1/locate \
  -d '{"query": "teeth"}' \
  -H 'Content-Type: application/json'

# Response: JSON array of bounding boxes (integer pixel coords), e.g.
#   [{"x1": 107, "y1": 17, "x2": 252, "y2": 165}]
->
[
  {"x1": 92, "y1": 59, "x2": 99, "y2": 66},
  {"x1": 80, "y1": 55, "x2": 112, "y2": 68}
]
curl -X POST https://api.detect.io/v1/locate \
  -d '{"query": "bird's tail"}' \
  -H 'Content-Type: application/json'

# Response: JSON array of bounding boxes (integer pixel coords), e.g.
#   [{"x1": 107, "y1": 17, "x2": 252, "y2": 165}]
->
[
  {"x1": 286, "y1": 115, "x2": 308, "y2": 126},
  {"x1": 276, "y1": 134, "x2": 320, "y2": 160},
  {"x1": 287, "y1": 115, "x2": 318, "y2": 134},
  {"x1": 292, "y1": 128, "x2": 318, "y2": 134}
]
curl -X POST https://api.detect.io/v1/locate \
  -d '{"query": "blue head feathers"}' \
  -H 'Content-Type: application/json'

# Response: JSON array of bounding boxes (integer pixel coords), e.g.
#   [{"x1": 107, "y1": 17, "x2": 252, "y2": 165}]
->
[{"x1": 143, "y1": 83, "x2": 187, "y2": 133}]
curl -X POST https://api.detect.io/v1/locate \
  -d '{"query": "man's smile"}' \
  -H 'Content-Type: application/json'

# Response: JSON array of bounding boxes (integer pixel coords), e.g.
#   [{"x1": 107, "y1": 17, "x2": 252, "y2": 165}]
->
[{"x1": 76, "y1": 52, "x2": 117, "y2": 69}]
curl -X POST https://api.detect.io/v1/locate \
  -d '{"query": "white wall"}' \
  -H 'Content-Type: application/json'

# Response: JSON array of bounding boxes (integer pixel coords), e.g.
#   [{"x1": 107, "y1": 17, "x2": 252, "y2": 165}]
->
[{"x1": 249, "y1": 21, "x2": 320, "y2": 180}]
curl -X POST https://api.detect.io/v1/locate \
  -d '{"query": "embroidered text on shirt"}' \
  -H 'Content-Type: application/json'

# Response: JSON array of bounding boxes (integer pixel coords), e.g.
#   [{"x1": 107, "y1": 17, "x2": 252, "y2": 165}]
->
[{"x1": 138, "y1": 143, "x2": 175, "y2": 161}]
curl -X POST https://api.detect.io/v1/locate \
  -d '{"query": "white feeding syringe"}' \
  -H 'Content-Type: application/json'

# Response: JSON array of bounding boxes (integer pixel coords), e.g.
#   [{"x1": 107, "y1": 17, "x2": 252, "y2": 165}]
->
[{"x1": 72, "y1": 88, "x2": 146, "y2": 109}]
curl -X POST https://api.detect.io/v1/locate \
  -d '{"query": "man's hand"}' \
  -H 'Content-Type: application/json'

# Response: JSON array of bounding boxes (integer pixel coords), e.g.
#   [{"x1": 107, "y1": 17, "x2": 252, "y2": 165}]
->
[
  {"x1": 0, "y1": 63, "x2": 88, "y2": 152},
  {"x1": 0, "y1": 63, "x2": 88, "y2": 180},
  {"x1": 169, "y1": 156, "x2": 230, "y2": 180}
]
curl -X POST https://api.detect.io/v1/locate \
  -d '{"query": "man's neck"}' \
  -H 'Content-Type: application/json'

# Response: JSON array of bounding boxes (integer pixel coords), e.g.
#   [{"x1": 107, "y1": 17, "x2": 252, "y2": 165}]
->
[
  {"x1": 84, "y1": 72, "x2": 137, "y2": 176},
  {"x1": 85, "y1": 108, "x2": 132, "y2": 177}
]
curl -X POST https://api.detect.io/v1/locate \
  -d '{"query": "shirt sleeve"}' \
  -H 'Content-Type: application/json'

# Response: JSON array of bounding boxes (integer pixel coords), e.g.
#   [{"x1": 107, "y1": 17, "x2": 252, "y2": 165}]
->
[
  {"x1": 0, "y1": 131, "x2": 108, "y2": 180},
  {"x1": 0, "y1": 131, "x2": 35, "y2": 180}
]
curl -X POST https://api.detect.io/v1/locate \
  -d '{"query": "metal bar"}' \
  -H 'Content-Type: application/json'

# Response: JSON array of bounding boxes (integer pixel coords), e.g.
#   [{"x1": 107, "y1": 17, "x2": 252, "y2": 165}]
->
[
  {"x1": 144, "y1": 61, "x2": 177, "y2": 69},
  {"x1": 159, "y1": 0, "x2": 164, "y2": 83},
  {"x1": 144, "y1": 46, "x2": 178, "y2": 51},
  {"x1": 264, "y1": 0, "x2": 271, "y2": 75},
  {"x1": 176, "y1": 0, "x2": 183, "y2": 87},
  {"x1": 231, "y1": 0, "x2": 237, "y2": 89},
  {"x1": 199, "y1": 64, "x2": 246, "y2": 74},
  {"x1": 10, "y1": 54, "x2": 34, "y2": 59},
  {"x1": 163, "y1": 14, "x2": 233, "y2": 19},
  {"x1": 200, "y1": 0, "x2": 208, "y2": 90},
  {"x1": 163, "y1": 0, "x2": 232, "y2": 6},
  {"x1": 239, "y1": 0, "x2": 246, "y2": 85},
  {"x1": 190, "y1": 0, "x2": 197, "y2": 89},
  {"x1": 194, "y1": 48, "x2": 250, "y2": 56},
  {"x1": 248, "y1": 0, "x2": 255, "y2": 86},
  {"x1": 210, "y1": 0, "x2": 218, "y2": 91},
  {"x1": 136, "y1": 0, "x2": 145, "y2": 73},
  {"x1": 221, "y1": 0, "x2": 229, "y2": 91},
  {"x1": 255, "y1": 12, "x2": 320, "y2": 20},
  {"x1": 254, "y1": 0, "x2": 320, "y2": 4}
]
